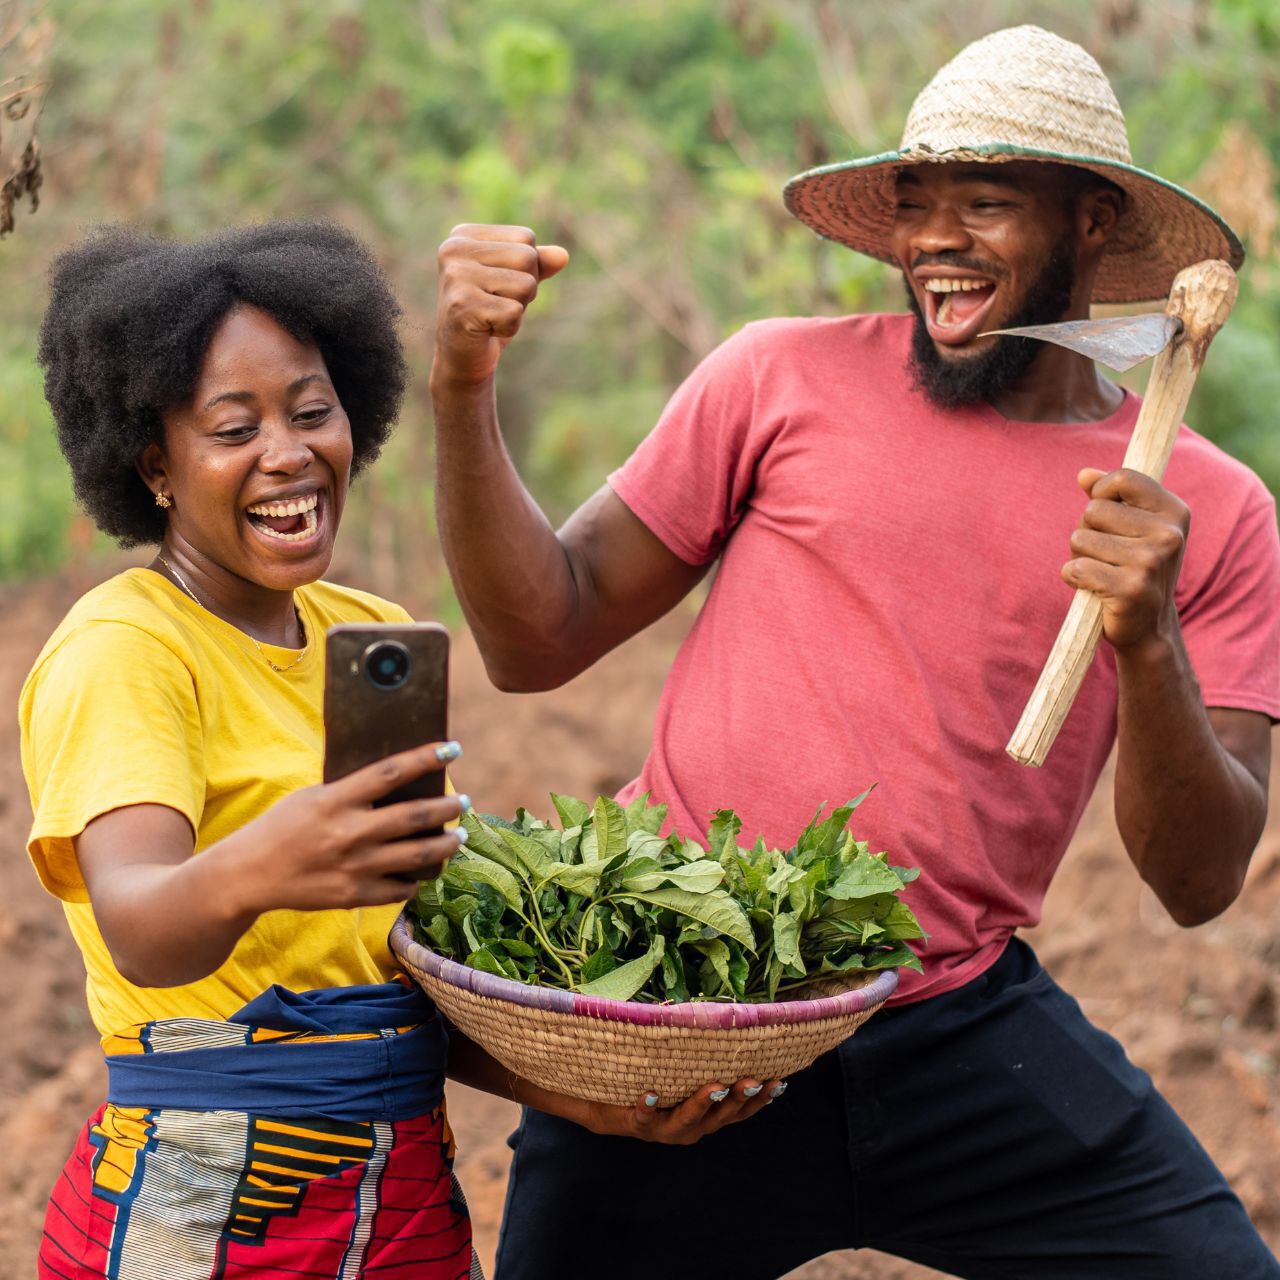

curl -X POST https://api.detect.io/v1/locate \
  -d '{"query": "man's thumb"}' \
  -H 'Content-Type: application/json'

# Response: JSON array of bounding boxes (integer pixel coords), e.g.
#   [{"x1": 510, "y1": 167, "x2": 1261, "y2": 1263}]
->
[{"x1": 537, "y1": 244, "x2": 570, "y2": 280}]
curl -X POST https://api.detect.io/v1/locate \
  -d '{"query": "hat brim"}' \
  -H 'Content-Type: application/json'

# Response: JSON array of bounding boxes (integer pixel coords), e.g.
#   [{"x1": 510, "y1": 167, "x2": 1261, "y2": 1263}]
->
[{"x1": 783, "y1": 144, "x2": 1244, "y2": 305}]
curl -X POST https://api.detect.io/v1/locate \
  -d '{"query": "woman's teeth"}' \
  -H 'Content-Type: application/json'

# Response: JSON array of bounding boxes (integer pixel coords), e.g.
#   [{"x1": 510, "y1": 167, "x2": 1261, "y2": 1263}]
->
[
  {"x1": 256, "y1": 507, "x2": 318, "y2": 542},
  {"x1": 246, "y1": 498, "x2": 320, "y2": 542},
  {"x1": 246, "y1": 493, "x2": 319, "y2": 519}
]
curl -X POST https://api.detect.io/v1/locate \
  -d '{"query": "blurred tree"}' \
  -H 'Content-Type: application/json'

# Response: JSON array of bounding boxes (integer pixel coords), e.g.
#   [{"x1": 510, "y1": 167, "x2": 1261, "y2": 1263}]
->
[
  {"x1": 0, "y1": 0, "x2": 1276, "y2": 589},
  {"x1": 0, "y1": 0, "x2": 52, "y2": 236}
]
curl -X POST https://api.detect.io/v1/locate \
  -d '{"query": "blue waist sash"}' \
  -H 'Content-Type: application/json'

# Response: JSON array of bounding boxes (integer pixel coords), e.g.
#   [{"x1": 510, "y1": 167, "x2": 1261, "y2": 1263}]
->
[{"x1": 105, "y1": 981, "x2": 446, "y2": 1122}]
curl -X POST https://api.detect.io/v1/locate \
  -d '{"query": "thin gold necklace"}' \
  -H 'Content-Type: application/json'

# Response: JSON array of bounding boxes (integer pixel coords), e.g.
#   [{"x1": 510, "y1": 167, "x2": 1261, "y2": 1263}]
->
[{"x1": 156, "y1": 555, "x2": 309, "y2": 674}]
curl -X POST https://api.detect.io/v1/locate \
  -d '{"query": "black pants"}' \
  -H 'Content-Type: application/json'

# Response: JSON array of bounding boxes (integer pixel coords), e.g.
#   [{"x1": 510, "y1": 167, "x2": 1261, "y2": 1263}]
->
[{"x1": 495, "y1": 938, "x2": 1279, "y2": 1279}]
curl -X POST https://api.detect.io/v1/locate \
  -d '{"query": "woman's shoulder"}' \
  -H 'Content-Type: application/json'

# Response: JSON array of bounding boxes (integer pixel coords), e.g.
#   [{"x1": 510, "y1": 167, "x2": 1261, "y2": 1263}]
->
[
  {"x1": 300, "y1": 579, "x2": 416, "y2": 626},
  {"x1": 20, "y1": 569, "x2": 200, "y2": 735},
  {"x1": 28, "y1": 568, "x2": 193, "y2": 673}
]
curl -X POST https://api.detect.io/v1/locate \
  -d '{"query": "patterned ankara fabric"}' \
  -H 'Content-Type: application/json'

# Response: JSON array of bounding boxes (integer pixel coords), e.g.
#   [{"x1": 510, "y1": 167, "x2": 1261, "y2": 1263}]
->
[{"x1": 38, "y1": 981, "x2": 481, "y2": 1280}]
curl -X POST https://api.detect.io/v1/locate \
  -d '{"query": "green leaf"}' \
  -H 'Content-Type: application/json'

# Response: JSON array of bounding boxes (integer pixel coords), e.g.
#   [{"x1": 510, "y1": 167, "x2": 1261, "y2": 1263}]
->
[
  {"x1": 626, "y1": 792, "x2": 668, "y2": 835},
  {"x1": 706, "y1": 809, "x2": 742, "y2": 860},
  {"x1": 425, "y1": 912, "x2": 454, "y2": 953},
  {"x1": 466, "y1": 946, "x2": 508, "y2": 978},
  {"x1": 577, "y1": 935, "x2": 665, "y2": 1000},
  {"x1": 879, "y1": 899, "x2": 927, "y2": 940},
  {"x1": 766, "y1": 954, "x2": 784, "y2": 1002},
  {"x1": 440, "y1": 893, "x2": 478, "y2": 931},
  {"x1": 622, "y1": 858, "x2": 725, "y2": 894},
  {"x1": 828, "y1": 852, "x2": 909, "y2": 900},
  {"x1": 773, "y1": 910, "x2": 803, "y2": 969},
  {"x1": 580, "y1": 943, "x2": 617, "y2": 983},
  {"x1": 558, "y1": 825, "x2": 584, "y2": 863},
  {"x1": 592, "y1": 795, "x2": 630, "y2": 865},
  {"x1": 462, "y1": 913, "x2": 483, "y2": 955},
  {"x1": 536, "y1": 859, "x2": 612, "y2": 896},
  {"x1": 660, "y1": 946, "x2": 690, "y2": 1002},
  {"x1": 629, "y1": 887, "x2": 755, "y2": 951},
  {"x1": 461, "y1": 813, "x2": 529, "y2": 878},
  {"x1": 471, "y1": 882, "x2": 506, "y2": 937},
  {"x1": 551, "y1": 792, "x2": 591, "y2": 829},
  {"x1": 727, "y1": 942, "x2": 749, "y2": 999},
  {"x1": 624, "y1": 829, "x2": 671, "y2": 863},
  {"x1": 765, "y1": 858, "x2": 806, "y2": 896},
  {"x1": 447, "y1": 851, "x2": 524, "y2": 911},
  {"x1": 497, "y1": 937, "x2": 537, "y2": 958},
  {"x1": 497, "y1": 825, "x2": 555, "y2": 876},
  {"x1": 697, "y1": 938, "x2": 733, "y2": 994},
  {"x1": 609, "y1": 907, "x2": 635, "y2": 945},
  {"x1": 871, "y1": 941, "x2": 923, "y2": 973},
  {"x1": 672, "y1": 837, "x2": 708, "y2": 864}
]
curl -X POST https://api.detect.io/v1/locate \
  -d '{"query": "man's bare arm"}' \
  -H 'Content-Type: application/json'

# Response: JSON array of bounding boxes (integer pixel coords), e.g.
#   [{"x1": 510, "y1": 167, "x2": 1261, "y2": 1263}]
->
[
  {"x1": 1114, "y1": 670, "x2": 1269, "y2": 925},
  {"x1": 431, "y1": 225, "x2": 706, "y2": 691},
  {"x1": 1067, "y1": 466, "x2": 1269, "y2": 923}
]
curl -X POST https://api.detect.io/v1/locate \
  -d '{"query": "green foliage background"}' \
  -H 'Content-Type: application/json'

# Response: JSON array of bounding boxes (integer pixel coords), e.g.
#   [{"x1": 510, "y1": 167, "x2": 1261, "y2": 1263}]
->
[{"x1": 2, "y1": 0, "x2": 1277, "y2": 594}]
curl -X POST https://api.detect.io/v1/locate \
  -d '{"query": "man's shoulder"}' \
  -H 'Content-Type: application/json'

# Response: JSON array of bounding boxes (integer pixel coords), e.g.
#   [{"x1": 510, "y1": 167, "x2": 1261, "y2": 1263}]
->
[
  {"x1": 716, "y1": 312, "x2": 912, "y2": 387},
  {"x1": 1166, "y1": 421, "x2": 1275, "y2": 519},
  {"x1": 733, "y1": 311, "x2": 910, "y2": 350}
]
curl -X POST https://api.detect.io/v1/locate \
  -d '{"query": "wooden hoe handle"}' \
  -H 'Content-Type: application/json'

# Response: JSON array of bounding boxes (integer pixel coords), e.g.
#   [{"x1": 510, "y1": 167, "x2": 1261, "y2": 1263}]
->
[{"x1": 1006, "y1": 259, "x2": 1239, "y2": 768}]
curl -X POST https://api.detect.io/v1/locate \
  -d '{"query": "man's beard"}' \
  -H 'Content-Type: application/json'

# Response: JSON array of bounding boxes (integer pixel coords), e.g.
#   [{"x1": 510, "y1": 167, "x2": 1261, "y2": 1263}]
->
[{"x1": 905, "y1": 243, "x2": 1077, "y2": 409}]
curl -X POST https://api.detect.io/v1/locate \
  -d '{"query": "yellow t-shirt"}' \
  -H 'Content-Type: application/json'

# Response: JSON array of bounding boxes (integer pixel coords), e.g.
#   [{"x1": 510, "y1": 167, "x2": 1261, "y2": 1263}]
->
[{"x1": 19, "y1": 567, "x2": 418, "y2": 1046}]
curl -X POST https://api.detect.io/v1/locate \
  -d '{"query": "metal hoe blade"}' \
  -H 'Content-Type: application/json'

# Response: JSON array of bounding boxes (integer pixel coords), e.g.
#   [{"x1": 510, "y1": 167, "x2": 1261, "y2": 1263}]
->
[{"x1": 977, "y1": 313, "x2": 1181, "y2": 372}]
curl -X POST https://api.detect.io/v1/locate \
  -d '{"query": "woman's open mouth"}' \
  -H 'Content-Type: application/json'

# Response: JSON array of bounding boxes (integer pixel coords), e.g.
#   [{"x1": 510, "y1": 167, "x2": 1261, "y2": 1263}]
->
[
  {"x1": 245, "y1": 491, "x2": 323, "y2": 546},
  {"x1": 923, "y1": 276, "x2": 999, "y2": 347}
]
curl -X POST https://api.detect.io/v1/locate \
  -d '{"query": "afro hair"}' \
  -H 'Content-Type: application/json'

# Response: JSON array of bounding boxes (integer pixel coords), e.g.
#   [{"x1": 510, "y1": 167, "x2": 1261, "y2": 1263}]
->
[{"x1": 37, "y1": 220, "x2": 408, "y2": 546}]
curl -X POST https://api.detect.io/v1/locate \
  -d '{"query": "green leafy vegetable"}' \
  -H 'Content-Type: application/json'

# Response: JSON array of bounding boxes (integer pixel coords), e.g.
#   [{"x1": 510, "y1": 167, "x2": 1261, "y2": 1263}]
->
[{"x1": 409, "y1": 791, "x2": 926, "y2": 1003}]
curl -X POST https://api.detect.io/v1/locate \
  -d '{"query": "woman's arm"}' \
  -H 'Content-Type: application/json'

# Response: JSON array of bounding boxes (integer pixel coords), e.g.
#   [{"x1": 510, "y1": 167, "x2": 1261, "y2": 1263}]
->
[
  {"x1": 445, "y1": 1026, "x2": 780, "y2": 1144},
  {"x1": 78, "y1": 742, "x2": 466, "y2": 988}
]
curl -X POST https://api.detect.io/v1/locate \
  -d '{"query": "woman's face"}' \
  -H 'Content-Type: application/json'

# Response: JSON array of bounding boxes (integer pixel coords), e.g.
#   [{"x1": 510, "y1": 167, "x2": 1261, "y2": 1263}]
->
[{"x1": 141, "y1": 303, "x2": 353, "y2": 592}]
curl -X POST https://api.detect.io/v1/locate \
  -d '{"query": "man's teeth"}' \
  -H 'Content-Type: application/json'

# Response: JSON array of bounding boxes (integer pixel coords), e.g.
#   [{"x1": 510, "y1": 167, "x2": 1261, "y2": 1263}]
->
[
  {"x1": 925, "y1": 278, "x2": 992, "y2": 328},
  {"x1": 246, "y1": 493, "x2": 320, "y2": 518},
  {"x1": 923, "y1": 279, "x2": 990, "y2": 292},
  {"x1": 252, "y1": 506, "x2": 319, "y2": 542}
]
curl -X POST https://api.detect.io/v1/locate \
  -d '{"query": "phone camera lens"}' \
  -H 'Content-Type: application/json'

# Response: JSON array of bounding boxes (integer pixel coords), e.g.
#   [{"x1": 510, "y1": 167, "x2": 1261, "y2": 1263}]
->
[{"x1": 363, "y1": 640, "x2": 411, "y2": 690}]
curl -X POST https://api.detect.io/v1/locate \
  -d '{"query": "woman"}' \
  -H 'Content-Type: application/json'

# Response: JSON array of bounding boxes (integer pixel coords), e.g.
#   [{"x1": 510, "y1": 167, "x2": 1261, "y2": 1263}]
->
[{"x1": 20, "y1": 222, "x2": 778, "y2": 1280}]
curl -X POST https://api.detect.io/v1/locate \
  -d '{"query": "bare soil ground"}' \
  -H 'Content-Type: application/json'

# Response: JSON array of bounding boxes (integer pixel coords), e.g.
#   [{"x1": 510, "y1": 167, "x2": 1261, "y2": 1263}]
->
[{"x1": 1, "y1": 566, "x2": 1277, "y2": 1279}]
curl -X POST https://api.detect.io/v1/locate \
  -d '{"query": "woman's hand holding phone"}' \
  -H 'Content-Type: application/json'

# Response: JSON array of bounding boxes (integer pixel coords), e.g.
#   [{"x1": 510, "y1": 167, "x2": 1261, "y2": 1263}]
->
[
  {"x1": 225, "y1": 741, "x2": 468, "y2": 915},
  {"x1": 77, "y1": 741, "x2": 465, "y2": 989}
]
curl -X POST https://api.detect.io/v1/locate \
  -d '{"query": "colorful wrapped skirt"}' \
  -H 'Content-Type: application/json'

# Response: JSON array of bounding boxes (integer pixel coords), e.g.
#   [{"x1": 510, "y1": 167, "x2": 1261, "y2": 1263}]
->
[{"x1": 39, "y1": 981, "x2": 480, "y2": 1280}]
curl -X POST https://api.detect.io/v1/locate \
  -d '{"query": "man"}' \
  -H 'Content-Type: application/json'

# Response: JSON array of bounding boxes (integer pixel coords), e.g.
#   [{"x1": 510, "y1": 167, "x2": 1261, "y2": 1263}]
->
[{"x1": 431, "y1": 25, "x2": 1280, "y2": 1280}]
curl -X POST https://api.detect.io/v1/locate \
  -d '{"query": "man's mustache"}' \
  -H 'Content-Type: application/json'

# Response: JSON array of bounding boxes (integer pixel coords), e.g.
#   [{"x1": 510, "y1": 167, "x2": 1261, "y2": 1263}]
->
[{"x1": 910, "y1": 253, "x2": 1007, "y2": 279}]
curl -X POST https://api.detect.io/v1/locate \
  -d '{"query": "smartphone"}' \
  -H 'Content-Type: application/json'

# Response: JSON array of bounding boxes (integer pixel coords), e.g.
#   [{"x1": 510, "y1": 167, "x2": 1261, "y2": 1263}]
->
[{"x1": 323, "y1": 622, "x2": 450, "y2": 835}]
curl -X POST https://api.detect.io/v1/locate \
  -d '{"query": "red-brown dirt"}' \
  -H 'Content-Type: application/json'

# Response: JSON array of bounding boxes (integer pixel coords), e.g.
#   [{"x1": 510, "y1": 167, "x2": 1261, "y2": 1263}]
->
[{"x1": 1, "y1": 564, "x2": 1276, "y2": 1279}]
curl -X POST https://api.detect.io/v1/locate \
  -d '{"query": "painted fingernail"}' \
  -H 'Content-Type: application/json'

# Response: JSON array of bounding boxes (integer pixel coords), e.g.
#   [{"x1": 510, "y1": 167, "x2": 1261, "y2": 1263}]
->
[
  {"x1": 453, "y1": 827, "x2": 469, "y2": 845},
  {"x1": 456, "y1": 794, "x2": 472, "y2": 812},
  {"x1": 743, "y1": 1084, "x2": 763, "y2": 1097},
  {"x1": 709, "y1": 1088, "x2": 730, "y2": 1102},
  {"x1": 643, "y1": 1093, "x2": 659, "y2": 1108},
  {"x1": 768, "y1": 1082, "x2": 788, "y2": 1099},
  {"x1": 435, "y1": 741, "x2": 463, "y2": 762}
]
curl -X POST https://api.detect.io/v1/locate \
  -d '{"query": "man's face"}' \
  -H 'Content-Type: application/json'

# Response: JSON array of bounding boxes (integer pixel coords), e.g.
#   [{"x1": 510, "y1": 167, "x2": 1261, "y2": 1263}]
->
[{"x1": 888, "y1": 161, "x2": 1085, "y2": 407}]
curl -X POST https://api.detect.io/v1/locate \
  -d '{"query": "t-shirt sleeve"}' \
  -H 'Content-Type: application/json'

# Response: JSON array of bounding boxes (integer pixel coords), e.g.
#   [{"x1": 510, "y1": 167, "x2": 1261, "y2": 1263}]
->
[
  {"x1": 1179, "y1": 481, "x2": 1280, "y2": 720},
  {"x1": 608, "y1": 323, "x2": 772, "y2": 565},
  {"x1": 20, "y1": 621, "x2": 205, "y2": 902}
]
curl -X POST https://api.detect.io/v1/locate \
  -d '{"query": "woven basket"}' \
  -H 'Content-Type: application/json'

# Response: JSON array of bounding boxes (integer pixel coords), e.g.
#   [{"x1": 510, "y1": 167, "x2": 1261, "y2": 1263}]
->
[{"x1": 390, "y1": 911, "x2": 898, "y2": 1107}]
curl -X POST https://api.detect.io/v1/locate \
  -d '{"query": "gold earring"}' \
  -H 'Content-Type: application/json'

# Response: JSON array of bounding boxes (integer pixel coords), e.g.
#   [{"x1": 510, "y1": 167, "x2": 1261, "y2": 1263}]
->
[{"x1": 155, "y1": 491, "x2": 172, "y2": 509}]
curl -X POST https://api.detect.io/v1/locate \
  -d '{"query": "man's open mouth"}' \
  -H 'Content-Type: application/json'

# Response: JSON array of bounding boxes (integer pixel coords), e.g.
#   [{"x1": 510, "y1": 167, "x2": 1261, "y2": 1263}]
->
[
  {"x1": 923, "y1": 277, "x2": 998, "y2": 346},
  {"x1": 245, "y1": 491, "x2": 321, "y2": 544}
]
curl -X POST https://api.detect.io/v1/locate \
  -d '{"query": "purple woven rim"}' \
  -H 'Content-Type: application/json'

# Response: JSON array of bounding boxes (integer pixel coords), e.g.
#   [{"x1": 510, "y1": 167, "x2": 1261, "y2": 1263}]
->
[{"x1": 390, "y1": 912, "x2": 898, "y2": 1028}]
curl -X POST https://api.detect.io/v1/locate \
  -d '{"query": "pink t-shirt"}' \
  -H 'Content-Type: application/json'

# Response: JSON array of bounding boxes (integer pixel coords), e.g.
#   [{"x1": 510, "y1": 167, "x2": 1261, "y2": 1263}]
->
[{"x1": 609, "y1": 314, "x2": 1280, "y2": 1003}]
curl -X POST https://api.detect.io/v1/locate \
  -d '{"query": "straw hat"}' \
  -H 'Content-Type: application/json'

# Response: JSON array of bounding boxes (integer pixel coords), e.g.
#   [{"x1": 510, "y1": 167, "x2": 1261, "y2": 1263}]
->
[{"x1": 783, "y1": 25, "x2": 1243, "y2": 303}]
